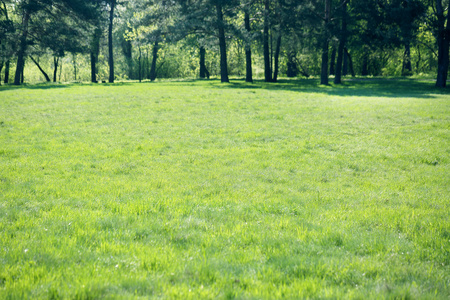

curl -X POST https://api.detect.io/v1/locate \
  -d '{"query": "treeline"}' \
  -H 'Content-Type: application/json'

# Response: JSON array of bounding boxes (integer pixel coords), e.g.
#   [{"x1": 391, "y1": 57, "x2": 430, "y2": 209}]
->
[{"x1": 0, "y1": 0, "x2": 449, "y2": 87}]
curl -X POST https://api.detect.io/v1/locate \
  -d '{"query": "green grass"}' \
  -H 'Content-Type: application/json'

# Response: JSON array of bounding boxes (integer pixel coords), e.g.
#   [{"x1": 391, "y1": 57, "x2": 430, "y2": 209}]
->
[{"x1": 0, "y1": 78, "x2": 449, "y2": 299}]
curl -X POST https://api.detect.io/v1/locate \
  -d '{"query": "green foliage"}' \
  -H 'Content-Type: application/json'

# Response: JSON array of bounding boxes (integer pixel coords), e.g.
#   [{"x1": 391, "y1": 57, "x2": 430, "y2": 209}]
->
[{"x1": 0, "y1": 79, "x2": 449, "y2": 298}]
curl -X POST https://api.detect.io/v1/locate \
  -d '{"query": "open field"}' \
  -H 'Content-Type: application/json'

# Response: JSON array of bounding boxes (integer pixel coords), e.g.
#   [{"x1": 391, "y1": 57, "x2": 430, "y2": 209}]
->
[{"x1": 0, "y1": 79, "x2": 449, "y2": 299}]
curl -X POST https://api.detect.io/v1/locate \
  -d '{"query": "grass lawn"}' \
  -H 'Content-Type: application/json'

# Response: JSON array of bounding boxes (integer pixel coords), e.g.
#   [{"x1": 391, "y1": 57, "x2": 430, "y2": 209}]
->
[{"x1": 0, "y1": 78, "x2": 449, "y2": 299}]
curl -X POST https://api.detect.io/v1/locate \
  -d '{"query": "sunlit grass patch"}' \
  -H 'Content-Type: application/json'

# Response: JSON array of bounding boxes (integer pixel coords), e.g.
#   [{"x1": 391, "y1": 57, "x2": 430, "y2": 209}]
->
[{"x1": 0, "y1": 79, "x2": 449, "y2": 299}]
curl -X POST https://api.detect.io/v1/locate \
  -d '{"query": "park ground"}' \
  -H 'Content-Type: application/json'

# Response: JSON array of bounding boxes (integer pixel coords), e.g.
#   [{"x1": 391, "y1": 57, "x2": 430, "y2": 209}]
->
[{"x1": 0, "y1": 78, "x2": 449, "y2": 299}]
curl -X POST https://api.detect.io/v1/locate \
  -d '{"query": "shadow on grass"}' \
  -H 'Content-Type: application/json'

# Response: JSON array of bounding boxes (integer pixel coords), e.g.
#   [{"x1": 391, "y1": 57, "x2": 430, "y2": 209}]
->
[
  {"x1": 1, "y1": 78, "x2": 446, "y2": 99},
  {"x1": 208, "y1": 78, "x2": 446, "y2": 99},
  {"x1": 0, "y1": 81, "x2": 139, "y2": 92}
]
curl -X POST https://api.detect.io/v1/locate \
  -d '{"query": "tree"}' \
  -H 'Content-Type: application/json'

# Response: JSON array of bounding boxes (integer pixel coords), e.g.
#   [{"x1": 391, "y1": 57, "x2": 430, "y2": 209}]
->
[
  {"x1": 263, "y1": 0, "x2": 271, "y2": 82},
  {"x1": 334, "y1": 0, "x2": 347, "y2": 84},
  {"x1": 214, "y1": 0, "x2": 229, "y2": 82},
  {"x1": 321, "y1": 0, "x2": 331, "y2": 85},
  {"x1": 0, "y1": 0, "x2": 14, "y2": 84},
  {"x1": 11, "y1": 0, "x2": 99, "y2": 85},
  {"x1": 243, "y1": 5, "x2": 252, "y2": 82},
  {"x1": 176, "y1": 0, "x2": 238, "y2": 82},
  {"x1": 13, "y1": 0, "x2": 30, "y2": 85},
  {"x1": 434, "y1": 0, "x2": 450, "y2": 87},
  {"x1": 108, "y1": 0, "x2": 116, "y2": 82}
]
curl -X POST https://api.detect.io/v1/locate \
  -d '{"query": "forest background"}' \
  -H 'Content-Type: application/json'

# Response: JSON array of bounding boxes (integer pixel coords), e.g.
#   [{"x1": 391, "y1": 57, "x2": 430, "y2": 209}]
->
[{"x1": 0, "y1": 0, "x2": 449, "y2": 88}]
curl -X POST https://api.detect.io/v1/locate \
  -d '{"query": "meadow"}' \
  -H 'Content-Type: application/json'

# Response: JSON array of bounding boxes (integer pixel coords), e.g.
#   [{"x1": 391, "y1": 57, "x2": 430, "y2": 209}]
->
[{"x1": 0, "y1": 79, "x2": 449, "y2": 299}]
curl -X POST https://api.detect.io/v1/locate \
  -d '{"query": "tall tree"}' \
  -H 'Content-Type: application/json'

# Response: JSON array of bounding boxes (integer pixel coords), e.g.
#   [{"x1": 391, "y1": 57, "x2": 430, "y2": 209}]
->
[
  {"x1": 11, "y1": 0, "x2": 99, "y2": 84},
  {"x1": 13, "y1": 0, "x2": 30, "y2": 85},
  {"x1": 263, "y1": 0, "x2": 271, "y2": 82},
  {"x1": 320, "y1": 0, "x2": 331, "y2": 85},
  {"x1": 108, "y1": 0, "x2": 116, "y2": 83},
  {"x1": 334, "y1": 0, "x2": 347, "y2": 84},
  {"x1": 215, "y1": 0, "x2": 229, "y2": 82},
  {"x1": 90, "y1": 26, "x2": 102, "y2": 83},
  {"x1": 244, "y1": 8, "x2": 252, "y2": 82},
  {"x1": 435, "y1": 0, "x2": 450, "y2": 87},
  {"x1": 0, "y1": 0, "x2": 14, "y2": 84}
]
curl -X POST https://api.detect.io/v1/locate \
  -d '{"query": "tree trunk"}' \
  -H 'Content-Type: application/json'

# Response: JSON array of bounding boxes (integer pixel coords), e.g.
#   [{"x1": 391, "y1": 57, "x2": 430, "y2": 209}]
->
[
  {"x1": 0, "y1": 61, "x2": 3, "y2": 85},
  {"x1": 146, "y1": 49, "x2": 149, "y2": 79},
  {"x1": 138, "y1": 45, "x2": 142, "y2": 82},
  {"x1": 435, "y1": 0, "x2": 449, "y2": 88},
  {"x1": 73, "y1": 54, "x2": 77, "y2": 81},
  {"x1": 244, "y1": 11, "x2": 253, "y2": 83},
  {"x1": 263, "y1": 0, "x2": 272, "y2": 82},
  {"x1": 345, "y1": 48, "x2": 355, "y2": 77},
  {"x1": 53, "y1": 56, "x2": 59, "y2": 82},
  {"x1": 402, "y1": 43, "x2": 412, "y2": 76},
  {"x1": 200, "y1": 46, "x2": 207, "y2": 78},
  {"x1": 29, "y1": 56, "x2": 51, "y2": 82},
  {"x1": 90, "y1": 52, "x2": 97, "y2": 83},
  {"x1": 334, "y1": 1, "x2": 347, "y2": 84},
  {"x1": 149, "y1": 40, "x2": 158, "y2": 81},
  {"x1": 362, "y1": 50, "x2": 369, "y2": 76},
  {"x1": 273, "y1": 34, "x2": 282, "y2": 82},
  {"x1": 320, "y1": 0, "x2": 331, "y2": 85},
  {"x1": 108, "y1": 0, "x2": 116, "y2": 83},
  {"x1": 330, "y1": 48, "x2": 336, "y2": 75},
  {"x1": 216, "y1": 1, "x2": 229, "y2": 83},
  {"x1": 14, "y1": 8, "x2": 30, "y2": 85},
  {"x1": 4, "y1": 59, "x2": 10, "y2": 84},
  {"x1": 90, "y1": 27, "x2": 101, "y2": 83},
  {"x1": 343, "y1": 49, "x2": 348, "y2": 76},
  {"x1": 59, "y1": 59, "x2": 62, "y2": 81},
  {"x1": 142, "y1": 47, "x2": 150, "y2": 79}
]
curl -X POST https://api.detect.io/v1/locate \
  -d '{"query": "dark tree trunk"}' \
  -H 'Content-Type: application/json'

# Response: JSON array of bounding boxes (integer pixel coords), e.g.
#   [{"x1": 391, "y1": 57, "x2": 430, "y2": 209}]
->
[
  {"x1": 145, "y1": 49, "x2": 149, "y2": 79},
  {"x1": 73, "y1": 54, "x2": 77, "y2": 81},
  {"x1": 216, "y1": 1, "x2": 229, "y2": 82},
  {"x1": 345, "y1": 48, "x2": 355, "y2": 77},
  {"x1": 29, "y1": 56, "x2": 50, "y2": 82},
  {"x1": 4, "y1": 59, "x2": 10, "y2": 84},
  {"x1": 435, "y1": 0, "x2": 449, "y2": 88},
  {"x1": 334, "y1": 1, "x2": 347, "y2": 84},
  {"x1": 330, "y1": 48, "x2": 336, "y2": 75},
  {"x1": 320, "y1": 0, "x2": 331, "y2": 85},
  {"x1": 0, "y1": 61, "x2": 3, "y2": 85},
  {"x1": 362, "y1": 50, "x2": 369, "y2": 76},
  {"x1": 343, "y1": 49, "x2": 348, "y2": 76},
  {"x1": 90, "y1": 27, "x2": 101, "y2": 83},
  {"x1": 273, "y1": 34, "x2": 282, "y2": 82},
  {"x1": 14, "y1": 9, "x2": 30, "y2": 85},
  {"x1": 263, "y1": 0, "x2": 272, "y2": 82},
  {"x1": 138, "y1": 45, "x2": 142, "y2": 82},
  {"x1": 53, "y1": 56, "x2": 59, "y2": 82},
  {"x1": 149, "y1": 40, "x2": 158, "y2": 81},
  {"x1": 90, "y1": 52, "x2": 97, "y2": 83},
  {"x1": 59, "y1": 59, "x2": 62, "y2": 81},
  {"x1": 402, "y1": 43, "x2": 412, "y2": 76},
  {"x1": 199, "y1": 46, "x2": 207, "y2": 78},
  {"x1": 108, "y1": 0, "x2": 116, "y2": 83},
  {"x1": 244, "y1": 11, "x2": 253, "y2": 83}
]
